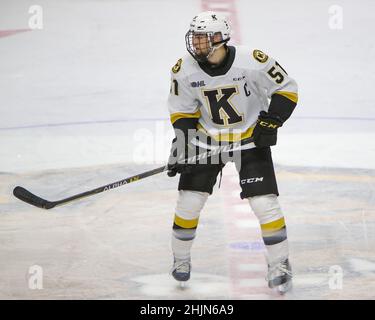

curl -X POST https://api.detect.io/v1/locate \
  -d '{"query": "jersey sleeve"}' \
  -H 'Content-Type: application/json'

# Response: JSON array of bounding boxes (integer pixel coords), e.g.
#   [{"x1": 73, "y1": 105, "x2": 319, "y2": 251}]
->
[
  {"x1": 251, "y1": 50, "x2": 298, "y2": 122},
  {"x1": 167, "y1": 59, "x2": 201, "y2": 127}
]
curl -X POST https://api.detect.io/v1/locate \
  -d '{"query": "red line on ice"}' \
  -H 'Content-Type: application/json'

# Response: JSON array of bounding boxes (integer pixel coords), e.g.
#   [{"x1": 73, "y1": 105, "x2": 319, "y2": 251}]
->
[
  {"x1": 0, "y1": 29, "x2": 31, "y2": 39},
  {"x1": 201, "y1": 0, "x2": 242, "y2": 44},
  {"x1": 200, "y1": 0, "x2": 269, "y2": 298}
]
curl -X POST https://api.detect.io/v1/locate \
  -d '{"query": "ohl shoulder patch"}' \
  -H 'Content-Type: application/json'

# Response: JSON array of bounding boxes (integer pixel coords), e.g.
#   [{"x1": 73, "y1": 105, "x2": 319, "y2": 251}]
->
[
  {"x1": 253, "y1": 50, "x2": 269, "y2": 63},
  {"x1": 172, "y1": 58, "x2": 182, "y2": 73}
]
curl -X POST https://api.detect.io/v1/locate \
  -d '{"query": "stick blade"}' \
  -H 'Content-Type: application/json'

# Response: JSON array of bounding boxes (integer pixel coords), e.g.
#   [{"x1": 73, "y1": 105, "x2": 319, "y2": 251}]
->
[{"x1": 13, "y1": 186, "x2": 55, "y2": 209}]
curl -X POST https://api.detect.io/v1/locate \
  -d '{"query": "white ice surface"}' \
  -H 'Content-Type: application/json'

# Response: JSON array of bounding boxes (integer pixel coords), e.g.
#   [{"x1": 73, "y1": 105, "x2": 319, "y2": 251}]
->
[{"x1": 0, "y1": 0, "x2": 374, "y2": 173}]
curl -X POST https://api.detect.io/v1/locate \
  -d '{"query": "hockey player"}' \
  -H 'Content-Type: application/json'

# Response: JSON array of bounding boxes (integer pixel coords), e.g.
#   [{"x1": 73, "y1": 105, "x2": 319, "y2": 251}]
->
[{"x1": 167, "y1": 11, "x2": 298, "y2": 294}]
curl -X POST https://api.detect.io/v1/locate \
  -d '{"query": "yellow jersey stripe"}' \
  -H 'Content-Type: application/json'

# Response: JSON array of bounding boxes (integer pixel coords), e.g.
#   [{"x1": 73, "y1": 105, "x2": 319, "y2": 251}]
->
[
  {"x1": 260, "y1": 217, "x2": 285, "y2": 232},
  {"x1": 170, "y1": 110, "x2": 201, "y2": 124},
  {"x1": 274, "y1": 91, "x2": 298, "y2": 103},
  {"x1": 174, "y1": 214, "x2": 199, "y2": 229},
  {"x1": 197, "y1": 123, "x2": 254, "y2": 142}
]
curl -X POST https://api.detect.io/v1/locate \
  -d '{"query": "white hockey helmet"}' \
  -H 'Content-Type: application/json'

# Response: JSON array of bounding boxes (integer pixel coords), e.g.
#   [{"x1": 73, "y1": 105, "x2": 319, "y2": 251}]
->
[{"x1": 185, "y1": 11, "x2": 231, "y2": 63}]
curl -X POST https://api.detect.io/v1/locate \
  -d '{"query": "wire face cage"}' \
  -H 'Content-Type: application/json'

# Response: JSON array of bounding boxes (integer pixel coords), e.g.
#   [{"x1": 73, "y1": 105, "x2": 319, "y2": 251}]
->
[{"x1": 185, "y1": 30, "x2": 215, "y2": 63}]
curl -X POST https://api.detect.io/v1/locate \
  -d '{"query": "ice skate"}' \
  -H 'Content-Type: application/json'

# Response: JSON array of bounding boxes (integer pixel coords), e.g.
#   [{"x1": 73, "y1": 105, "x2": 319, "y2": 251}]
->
[
  {"x1": 266, "y1": 259, "x2": 292, "y2": 294},
  {"x1": 171, "y1": 258, "x2": 191, "y2": 287}
]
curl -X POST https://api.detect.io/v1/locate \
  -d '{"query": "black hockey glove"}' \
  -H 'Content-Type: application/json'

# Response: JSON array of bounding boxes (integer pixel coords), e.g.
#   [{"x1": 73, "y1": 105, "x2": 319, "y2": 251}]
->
[
  {"x1": 167, "y1": 137, "x2": 194, "y2": 177},
  {"x1": 252, "y1": 111, "x2": 283, "y2": 148}
]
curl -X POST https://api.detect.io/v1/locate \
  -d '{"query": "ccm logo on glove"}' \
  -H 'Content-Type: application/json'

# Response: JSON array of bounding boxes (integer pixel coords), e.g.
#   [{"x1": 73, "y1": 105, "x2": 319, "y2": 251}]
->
[
  {"x1": 258, "y1": 120, "x2": 280, "y2": 129},
  {"x1": 252, "y1": 111, "x2": 283, "y2": 148}
]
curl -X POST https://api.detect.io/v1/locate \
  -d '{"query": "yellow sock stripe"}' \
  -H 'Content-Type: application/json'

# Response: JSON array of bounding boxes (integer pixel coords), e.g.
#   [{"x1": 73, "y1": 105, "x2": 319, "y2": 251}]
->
[
  {"x1": 174, "y1": 214, "x2": 199, "y2": 229},
  {"x1": 273, "y1": 91, "x2": 298, "y2": 103},
  {"x1": 170, "y1": 110, "x2": 201, "y2": 124},
  {"x1": 260, "y1": 217, "x2": 285, "y2": 233}
]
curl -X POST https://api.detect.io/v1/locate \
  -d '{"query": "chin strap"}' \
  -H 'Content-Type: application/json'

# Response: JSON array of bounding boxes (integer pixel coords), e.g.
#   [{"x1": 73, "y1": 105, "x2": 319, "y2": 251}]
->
[{"x1": 207, "y1": 39, "x2": 229, "y2": 60}]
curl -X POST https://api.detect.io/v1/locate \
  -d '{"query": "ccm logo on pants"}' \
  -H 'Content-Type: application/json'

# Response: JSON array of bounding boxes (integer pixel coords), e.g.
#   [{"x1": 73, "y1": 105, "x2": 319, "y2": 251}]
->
[{"x1": 240, "y1": 177, "x2": 264, "y2": 184}]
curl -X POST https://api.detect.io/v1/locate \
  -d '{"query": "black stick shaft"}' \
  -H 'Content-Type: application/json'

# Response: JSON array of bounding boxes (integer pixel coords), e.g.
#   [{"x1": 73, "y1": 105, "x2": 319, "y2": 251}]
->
[
  {"x1": 13, "y1": 137, "x2": 255, "y2": 209},
  {"x1": 52, "y1": 165, "x2": 167, "y2": 207},
  {"x1": 13, "y1": 165, "x2": 167, "y2": 209}
]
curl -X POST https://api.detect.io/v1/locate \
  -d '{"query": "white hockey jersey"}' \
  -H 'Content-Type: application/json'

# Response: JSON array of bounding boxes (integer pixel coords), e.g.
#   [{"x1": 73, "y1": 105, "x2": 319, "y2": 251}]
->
[{"x1": 167, "y1": 46, "x2": 298, "y2": 142}]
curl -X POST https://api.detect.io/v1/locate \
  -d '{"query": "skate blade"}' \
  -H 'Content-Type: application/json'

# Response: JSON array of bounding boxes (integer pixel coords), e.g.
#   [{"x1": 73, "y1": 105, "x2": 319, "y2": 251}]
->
[
  {"x1": 178, "y1": 281, "x2": 188, "y2": 290},
  {"x1": 277, "y1": 281, "x2": 293, "y2": 295}
]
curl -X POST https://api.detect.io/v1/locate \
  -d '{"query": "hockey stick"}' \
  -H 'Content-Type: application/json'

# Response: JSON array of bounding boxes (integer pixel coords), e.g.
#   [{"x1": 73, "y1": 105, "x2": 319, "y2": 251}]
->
[
  {"x1": 13, "y1": 165, "x2": 167, "y2": 209},
  {"x1": 13, "y1": 137, "x2": 255, "y2": 209}
]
